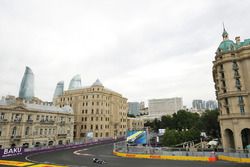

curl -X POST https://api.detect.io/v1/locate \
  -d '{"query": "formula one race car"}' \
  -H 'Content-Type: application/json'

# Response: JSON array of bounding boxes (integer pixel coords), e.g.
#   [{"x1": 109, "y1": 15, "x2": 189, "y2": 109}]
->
[{"x1": 92, "y1": 158, "x2": 107, "y2": 164}]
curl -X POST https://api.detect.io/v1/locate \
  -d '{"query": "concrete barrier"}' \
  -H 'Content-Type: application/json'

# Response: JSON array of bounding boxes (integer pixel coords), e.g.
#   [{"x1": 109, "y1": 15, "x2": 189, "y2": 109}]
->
[
  {"x1": 113, "y1": 151, "x2": 209, "y2": 162},
  {"x1": 218, "y1": 155, "x2": 250, "y2": 163}
]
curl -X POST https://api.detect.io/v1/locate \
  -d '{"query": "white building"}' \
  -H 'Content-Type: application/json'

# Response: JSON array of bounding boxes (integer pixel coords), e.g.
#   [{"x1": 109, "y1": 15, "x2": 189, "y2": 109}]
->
[{"x1": 148, "y1": 97, "x2": 183, "y2": 117}]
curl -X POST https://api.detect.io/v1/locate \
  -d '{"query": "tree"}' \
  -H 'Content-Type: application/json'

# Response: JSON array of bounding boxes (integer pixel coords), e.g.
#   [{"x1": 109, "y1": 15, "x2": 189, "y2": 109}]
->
[
  {"x1": 172, "y1": 110, "x2": 200, "y2": 130},
  {"x1": 162, "y1": 129, "x2": 179, "y2": 146},
  {"x1": 200, "y1": 110, "x2": 220, "y2": 138}
]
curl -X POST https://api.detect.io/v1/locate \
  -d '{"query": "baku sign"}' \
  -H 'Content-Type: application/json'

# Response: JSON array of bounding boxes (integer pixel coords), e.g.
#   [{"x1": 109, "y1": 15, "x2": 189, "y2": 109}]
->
[{"x1": 0, "y1": 147, "x2": 24, "y2": 158}]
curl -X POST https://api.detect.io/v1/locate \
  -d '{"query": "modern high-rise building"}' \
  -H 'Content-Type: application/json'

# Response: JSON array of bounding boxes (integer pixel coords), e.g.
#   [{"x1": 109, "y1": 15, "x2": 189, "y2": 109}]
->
[
  {"x1": 192, "y1": 100, "x2": 205, "y2": 110},
  {"x1": 212, "y1": 28, "x2": 250, "y2": 151},
  {"x1": 128, "y1": 102, "x2": 140, "y2": 116},
  {"x1": 205, "y1": 100, "x2": 218, "y2": 110},
  {"x1": 148, "y1": 97, "x2": 183, "y2": 117},
  {"x1": 19, "y1": 66, "x2": 34, "y2": 100},
  {"x1": 192, "y1": 99, "x2": 217, "y2": 111},
  {"x1": 68, "y1": 74, "x2": 82, "y2": 90},
  {"x1": 53, "y1": 81, "x2": 64, "y2": 100},
  {"x1": 54, "y1": 78, "x2": 128, "y2": 141}
]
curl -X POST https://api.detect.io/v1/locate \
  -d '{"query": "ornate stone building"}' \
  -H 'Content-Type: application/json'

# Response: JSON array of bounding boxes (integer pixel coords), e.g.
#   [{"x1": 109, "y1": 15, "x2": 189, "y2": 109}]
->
[
  {"x1": 127, "y1": 117, "x2": 144, "y2": 131},
  {"x1": 0, "y1": 96, "x2": 74, "y2": 149},
  {"x1": 54, "y1": 79, "x2": 128, "y2": 141},
  {"x1": 213, "y1": 28, "x2": 250, "y2": 151}
]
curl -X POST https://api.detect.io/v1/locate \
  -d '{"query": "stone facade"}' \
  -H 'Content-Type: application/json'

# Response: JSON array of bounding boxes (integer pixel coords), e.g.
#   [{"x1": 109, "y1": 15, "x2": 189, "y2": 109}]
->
[
  {"x1": 127, "y1": 117, "x2": 144, "y2": 131},
  {"x1": 0, "y1": 96, "x2": 74, "y2": 149},
  {"x1": 54, "y1": 79, "x2": 128, "y2": 141},
  {"x1": 213, "y1": 28, "x2": 250, "y2": 151}
]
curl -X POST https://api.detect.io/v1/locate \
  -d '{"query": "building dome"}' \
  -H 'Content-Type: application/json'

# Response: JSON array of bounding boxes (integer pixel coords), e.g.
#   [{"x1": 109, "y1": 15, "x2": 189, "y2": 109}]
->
[
  {"x1": 217, "y1": 40, "x2": 236, "y2": 53},
  {"x1": 92, "y1": 79, "x2": 103, "y2": 87}
]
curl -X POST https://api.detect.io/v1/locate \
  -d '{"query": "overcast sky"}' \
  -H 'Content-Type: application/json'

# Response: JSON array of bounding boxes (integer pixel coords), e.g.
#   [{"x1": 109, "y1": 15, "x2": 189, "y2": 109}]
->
[{"x1": 0, "y1": 0, "x2": 250, "y2": 107}]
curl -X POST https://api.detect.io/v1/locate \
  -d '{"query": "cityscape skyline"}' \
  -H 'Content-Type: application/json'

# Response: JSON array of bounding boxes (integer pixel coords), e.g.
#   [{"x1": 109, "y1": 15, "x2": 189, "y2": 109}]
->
[{"x1": 1, "y1": 0, "x2": 250, "y2": 107}]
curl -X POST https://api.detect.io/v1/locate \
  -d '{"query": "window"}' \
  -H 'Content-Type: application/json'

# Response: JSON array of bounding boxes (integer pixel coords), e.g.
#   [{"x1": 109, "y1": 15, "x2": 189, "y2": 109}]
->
[
  {"x1": 96, "y1": 125, "x2": 98, "y2": 130},
  {"x1": 232, "y1": 61, "x2": 238, "y2": 70},
  {"x1": 12, "y1": 127, "x2": 17, "y2": 136},
  {"x1": 0, "y1": 113, "x2": 5, "y2": 120},
  {"x1": 91, "y1": 117, "x2": 93, "y2": 121},
  {"x1": 81, "y1": 125, "x2": 83, "y2": 129},
  {"x1": 0, "y1": 128, "x2": 2, "y2": 136},
  {"x1": 91, "y1": 125, "x2": 93, "y2": 130},
  {"x1": 236, "y1": 79, "x2": 241, "y2": 86},
  {"x1": 25, "y1": 127, "x2": 29, "y2": 136},
  {"x1": 238, "y1": 96, "x2": 244, "y2": 104},
  {"x1": 240, "y1": 106, "x2": 245, "y2": 114},
  {"x1": 40, "y1": 129, "x2": 43, "y2": 135}
]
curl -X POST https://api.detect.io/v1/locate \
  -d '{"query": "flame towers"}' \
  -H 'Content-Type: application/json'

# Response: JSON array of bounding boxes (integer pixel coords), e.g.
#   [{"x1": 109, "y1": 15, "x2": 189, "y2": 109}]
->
[
  {"x1": 53, "y1": 81, "x2": 64, "y2": 99},
  {"x1": 19, "y1": 66, "x2": 34, "y2": 100},
  {"x1": 68, "y1": 74, "x2": 82, "y2": 90}
]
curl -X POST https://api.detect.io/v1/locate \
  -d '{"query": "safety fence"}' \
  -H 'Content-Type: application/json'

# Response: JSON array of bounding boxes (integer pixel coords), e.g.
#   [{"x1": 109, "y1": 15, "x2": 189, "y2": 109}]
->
[
  {"x1": 113, "y1": 141, "x2": 250, "y2": 163},
  {"x1": 0, "y1": 137, "x2": 124, "y2": 159}
]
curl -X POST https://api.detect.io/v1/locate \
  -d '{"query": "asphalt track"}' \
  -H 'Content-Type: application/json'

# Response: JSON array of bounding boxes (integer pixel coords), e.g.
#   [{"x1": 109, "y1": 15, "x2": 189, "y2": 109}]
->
[{"x1": 2, "y1": 143, "x2": 250, "y2": 167}]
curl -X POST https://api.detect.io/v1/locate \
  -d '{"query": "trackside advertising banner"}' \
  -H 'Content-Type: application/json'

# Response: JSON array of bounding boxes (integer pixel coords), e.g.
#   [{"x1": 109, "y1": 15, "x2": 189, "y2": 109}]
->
[
  {"x1": 0, "y1": 147, "x2": 24, "y2": 158},
  {"x1": 126, "y1": 130, "x2": 147, "y2": 145}
]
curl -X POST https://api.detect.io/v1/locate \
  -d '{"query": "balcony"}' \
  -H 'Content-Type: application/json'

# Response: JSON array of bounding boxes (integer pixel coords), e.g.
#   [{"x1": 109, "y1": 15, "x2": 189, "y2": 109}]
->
[
  {"x1": 0, "y1": 119, "x2": 8, "y2": 124},
  {"x1": 57, "y1": 134, "x2": 67, "y2": 138},
  {"x1": 10, "y1": 135, "x2": 21, "y2": 141},
  {"x1": 219, "y1": 69, "x2": 224, "y2": 73},
  {"x1": 234, "y1": 74, "x2": 240, "y2": 79},
  {"x1": 26, "y1": 119, "x2": 33, "y2": 124},
  {"x1": 59, "y1": 121, "x2": 66, "y2": 126},
  {"x1": 238, "y1": 101, "x2": 245, "y2": 106},
  {"x1": 13, "y1": 119, "x2": 21, "y2": 123},
  {"x1": 40, "y1": 119, "x2": 55, "y2": 125},
  {"x1": 220, "y1": 78, "x2": 225, "y2": 81},
  {"x1": 219, "y1": 113, "x2": 250, "y2": 120},
  {"x1": 232, "y1": 65, "x2": 239, "y2": 70}
]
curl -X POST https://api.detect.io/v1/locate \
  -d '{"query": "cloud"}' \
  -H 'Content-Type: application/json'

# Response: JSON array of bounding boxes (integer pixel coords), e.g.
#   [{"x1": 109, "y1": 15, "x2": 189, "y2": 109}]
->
[{"x1": 0, "y1": 0, "x2": 250, "y2": 106}]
